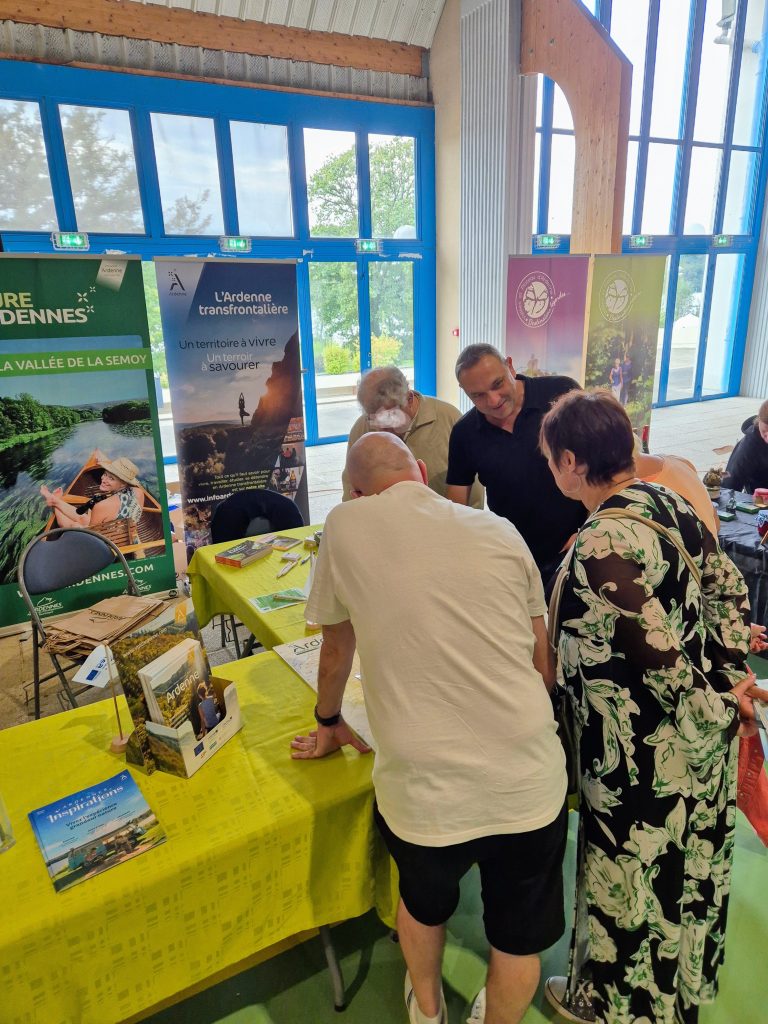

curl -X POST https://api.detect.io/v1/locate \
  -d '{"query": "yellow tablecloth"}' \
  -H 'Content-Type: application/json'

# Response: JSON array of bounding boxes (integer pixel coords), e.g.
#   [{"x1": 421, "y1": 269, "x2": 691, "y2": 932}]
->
[
  {"x1": 188, "y1": 524, "x2": 320, "y2": 649},
  {"x1": 0, "y1": 653, "x2": 394, "y2": 1024}
]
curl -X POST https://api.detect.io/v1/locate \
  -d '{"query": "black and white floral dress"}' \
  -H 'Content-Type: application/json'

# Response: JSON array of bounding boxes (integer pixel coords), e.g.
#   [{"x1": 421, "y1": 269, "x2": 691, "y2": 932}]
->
[{"x1": 557, "y1": 482, "x2": 750, "y2": 1024}]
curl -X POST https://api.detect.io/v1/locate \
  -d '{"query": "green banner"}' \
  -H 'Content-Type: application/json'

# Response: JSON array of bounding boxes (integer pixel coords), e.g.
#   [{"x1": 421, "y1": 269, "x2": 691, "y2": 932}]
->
[
  {"x1": 584, "y1": 255, "x2": 667, "y2": 438},
  {"x1": 0, "y1": 255, "x2": 177, "y2": 630},
  {"x1": 0, "y1": 348, "x2": 153, "y2": 377}
]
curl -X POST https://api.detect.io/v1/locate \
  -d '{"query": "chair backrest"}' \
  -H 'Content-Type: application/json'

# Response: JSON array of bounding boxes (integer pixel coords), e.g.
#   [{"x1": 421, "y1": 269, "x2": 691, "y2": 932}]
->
[
  {"x1": 211, "y1": 488, "x2": 305, "y2": 544},
  {"x1": 18, "y1": 527, "x2": 140, "y2": 600}
]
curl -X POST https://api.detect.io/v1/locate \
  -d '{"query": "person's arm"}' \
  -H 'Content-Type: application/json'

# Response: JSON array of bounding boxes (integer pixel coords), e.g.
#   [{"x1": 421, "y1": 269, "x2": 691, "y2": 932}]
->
[
  {"x1": 291, "y1": 620, "x2": 371, "y2": 759},
  {"x1": 446, "y1": 484, "x2": 472, "y2": 505},
  {"x1": 89, "y1": 495, "x2": 120, "y2": 526},
  {"x1": 531, "y1": 615, "x2": 555, "y2": 692}
]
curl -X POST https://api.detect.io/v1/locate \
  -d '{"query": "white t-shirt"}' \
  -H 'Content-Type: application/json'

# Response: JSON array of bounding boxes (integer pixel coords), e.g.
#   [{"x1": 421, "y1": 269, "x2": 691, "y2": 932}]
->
[{"x1": 305, "y1": 481, "x2": 566, "y2": 847}]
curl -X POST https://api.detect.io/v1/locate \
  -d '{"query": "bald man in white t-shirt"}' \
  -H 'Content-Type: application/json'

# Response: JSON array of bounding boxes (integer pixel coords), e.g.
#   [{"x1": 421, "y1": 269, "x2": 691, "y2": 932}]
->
[{"x1": 291, "y1": 433, "x2": 567, "y2": 1024}]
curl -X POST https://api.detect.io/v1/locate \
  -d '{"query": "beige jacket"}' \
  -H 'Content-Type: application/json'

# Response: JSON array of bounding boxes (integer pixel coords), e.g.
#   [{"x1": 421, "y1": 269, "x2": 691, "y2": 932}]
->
[{"x1": 342, "y1": 393, "x2": 483, "y2": 508}]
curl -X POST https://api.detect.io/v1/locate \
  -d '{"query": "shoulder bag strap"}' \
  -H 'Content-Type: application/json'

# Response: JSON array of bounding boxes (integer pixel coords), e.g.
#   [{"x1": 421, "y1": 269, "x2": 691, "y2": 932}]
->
[
  {"x1": 547, "y1": 544, "x2": 576, "y2": 651},
  {"x1": 589, "y1": 506, "x2": 702, "y2": 587}
]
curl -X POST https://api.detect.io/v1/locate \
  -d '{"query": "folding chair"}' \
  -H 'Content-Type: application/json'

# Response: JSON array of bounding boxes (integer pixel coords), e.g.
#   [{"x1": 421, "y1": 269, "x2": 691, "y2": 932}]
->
[
  {"x1": 17, "y1": 527, "x2": 140, "y2": 719},
  {"x1": 210, "y1": 488, "x2": 305, "y2": 658}
]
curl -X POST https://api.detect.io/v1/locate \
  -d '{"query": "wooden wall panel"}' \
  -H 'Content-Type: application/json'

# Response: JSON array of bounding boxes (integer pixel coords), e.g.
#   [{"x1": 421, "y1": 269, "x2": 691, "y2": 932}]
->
[
  {"x1": 521, "y1": 0, "x2": 631, "y2": 254},
  {"x1": 0, "y1": 0, "x2": 426, "y2": 77}
]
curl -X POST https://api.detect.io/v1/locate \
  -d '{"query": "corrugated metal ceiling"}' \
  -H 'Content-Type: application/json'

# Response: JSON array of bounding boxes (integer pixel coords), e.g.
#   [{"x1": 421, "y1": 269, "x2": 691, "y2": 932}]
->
[{"x1": 137, "y1": 0, "x2": 446, "y2": 48}]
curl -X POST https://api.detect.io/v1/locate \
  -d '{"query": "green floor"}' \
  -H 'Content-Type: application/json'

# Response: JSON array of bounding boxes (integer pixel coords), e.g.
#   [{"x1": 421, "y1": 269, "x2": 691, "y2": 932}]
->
[{"x1": 145, "y1": 812, "x2": 766, "y2": 1024}]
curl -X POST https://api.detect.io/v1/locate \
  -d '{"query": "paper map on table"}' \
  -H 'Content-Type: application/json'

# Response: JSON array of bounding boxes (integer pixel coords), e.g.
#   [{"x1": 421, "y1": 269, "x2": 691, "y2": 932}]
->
[{"x1": 273, "y1": 635, "x2": 374, "y2": 750}]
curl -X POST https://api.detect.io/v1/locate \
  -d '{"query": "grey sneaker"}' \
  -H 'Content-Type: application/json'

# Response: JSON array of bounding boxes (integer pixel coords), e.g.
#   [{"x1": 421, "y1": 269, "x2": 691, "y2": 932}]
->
[
  {"x1": 544, "y1": 976, "x2": 596, "y2": 1023},
  {"x1": 404, "y1": 971, "x2": 448, "y2": 1024}
]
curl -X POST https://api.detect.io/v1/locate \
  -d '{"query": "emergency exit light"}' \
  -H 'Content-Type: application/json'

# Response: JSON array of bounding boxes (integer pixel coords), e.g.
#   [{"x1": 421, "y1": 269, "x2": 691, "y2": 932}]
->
[
  {"x1": 535, "y1": 234, "x2": 560, "y2": 249},
  {"x1": 52, "y1": 232, "x2": 89, "y2": 251},
  {"x1": 713, "y1": 234, "x2": 733, "y2": 248},
  {"x1": 356, "y1": 239, "x2": 382, "y2": 254},
  {"x1": 219, "y1": 236, "x2": 252, "y2": 253},
  {"x1": 630, "y1": 234, "x2": 653, "y2": 249}
]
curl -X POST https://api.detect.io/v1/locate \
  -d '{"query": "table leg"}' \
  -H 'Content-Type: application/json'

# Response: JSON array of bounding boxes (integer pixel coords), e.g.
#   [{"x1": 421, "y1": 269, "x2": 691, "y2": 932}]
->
[{"x1": 318, "y1": 924, "x2": 346, "y2": 1012}]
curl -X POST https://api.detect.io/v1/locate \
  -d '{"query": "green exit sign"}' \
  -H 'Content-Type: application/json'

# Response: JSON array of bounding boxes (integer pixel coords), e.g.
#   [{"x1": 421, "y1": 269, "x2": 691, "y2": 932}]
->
[
  {"x1": 535, "y1": 234, "x2": 560, "y2": 249},
  {"x1": 630, "y1": 234, "x2": 653, "y2": 249},
  {"x1": 355, "y1": 239, "x2": 382, "y2": 254},
  {"x1": 713, "y1": 234, "x2": 733, "y2": 248},
  {"x1": 219, "y1": 236, "x2": 252, "y2": 253},
  {"x1": 51, "y1": 232, "x2": 89, "y2": 251}
]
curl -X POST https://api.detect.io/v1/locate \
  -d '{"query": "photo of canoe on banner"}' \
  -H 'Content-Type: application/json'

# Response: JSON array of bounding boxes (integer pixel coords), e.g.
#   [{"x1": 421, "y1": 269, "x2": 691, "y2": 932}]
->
[{"x1": 0, "y1": 255, "x2": 176, "y2": 629}]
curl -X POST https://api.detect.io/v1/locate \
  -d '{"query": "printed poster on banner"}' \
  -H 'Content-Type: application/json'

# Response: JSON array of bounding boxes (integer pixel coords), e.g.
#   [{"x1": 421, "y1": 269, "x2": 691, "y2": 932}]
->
[
  {"x1": 0, "y1": 255, "x2": 175, "y2": 630},
  {"x1": 506, "y1": 256, "x2": 590, "y2": 382},
  {"x1": 155, "y1": 259, "x2": 306, "y2": 554},
  {"x1": 584, "y1": 255, "x2": 667, "y2": 438}
]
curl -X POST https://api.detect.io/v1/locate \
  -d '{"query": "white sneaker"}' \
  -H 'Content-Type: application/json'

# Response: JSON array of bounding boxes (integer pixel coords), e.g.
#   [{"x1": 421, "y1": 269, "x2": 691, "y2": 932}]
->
[
  {"x1": 404, "y1": 971, "x2": 448, "y2": 1024},
  {"x1": 544, "y1": 976, "x2": 596, "y2": 1023},
  {"x1": 466, "y1": 986, "x2": 486, "y2": 1023}
]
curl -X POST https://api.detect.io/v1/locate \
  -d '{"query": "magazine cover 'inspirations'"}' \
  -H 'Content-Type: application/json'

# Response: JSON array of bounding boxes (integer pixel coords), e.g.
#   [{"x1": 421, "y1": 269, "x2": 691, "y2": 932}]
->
[
  {"x1": 155, "y1": 259, "x2": 306, "y2": 556},
  {"x1": 28, "y1": 771, "x2": 166, "y2": 893}
]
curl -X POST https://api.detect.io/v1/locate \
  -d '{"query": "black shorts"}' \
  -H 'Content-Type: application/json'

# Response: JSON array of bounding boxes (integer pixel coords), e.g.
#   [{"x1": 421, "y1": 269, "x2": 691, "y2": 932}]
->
[{"x1": 374, "y1": 802, "x2": 568, "y2": 956}]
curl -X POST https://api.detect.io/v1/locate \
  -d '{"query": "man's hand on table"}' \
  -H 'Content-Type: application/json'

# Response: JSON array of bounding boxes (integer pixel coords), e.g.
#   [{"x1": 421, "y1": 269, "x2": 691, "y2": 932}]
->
[
  {"x1": 750, "y1": 623, "x2": 768, "y2": 653},
  {"x1": 291, "y1": 720, "x2": 372, "y2": 759}
]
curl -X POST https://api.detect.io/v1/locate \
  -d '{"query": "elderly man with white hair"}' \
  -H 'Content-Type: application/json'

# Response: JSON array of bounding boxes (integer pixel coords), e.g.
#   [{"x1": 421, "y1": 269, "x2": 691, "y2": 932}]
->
[{"x1": 341, "y1": 365, "x2": 482, "y2": 507}]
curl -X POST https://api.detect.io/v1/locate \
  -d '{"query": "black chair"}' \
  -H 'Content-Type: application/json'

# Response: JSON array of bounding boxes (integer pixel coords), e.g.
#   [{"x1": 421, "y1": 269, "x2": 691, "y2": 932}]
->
[
  {"x1": 17, "y1": 527, "x2": 140, "y2": 719},
  {"x1": 210, "y1": 488, "x2": 305, "y2": 658}
]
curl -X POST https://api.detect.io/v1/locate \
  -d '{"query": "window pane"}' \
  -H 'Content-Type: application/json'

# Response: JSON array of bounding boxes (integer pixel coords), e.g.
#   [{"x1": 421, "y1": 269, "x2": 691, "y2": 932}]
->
[
  {"x1": 151, "y1": 113, "x2": 224, "y2": 235},
  {"x1": 733, "y1": 0, "x2": 768, "y2": 146},
  {"x1": 369, "y1": 134, "x2": 416, "y2": 239},
  {"x1": 641, "y1": 143, "x2": 678, "y2": 233},
  {"x1": 693, "y1": 0, "x2": 735, "y2": 143},
  {"x1": 309, "y1": 262, "x2": 361, "y2": 437},
  {"x1": 369, "y1": 262, "x2": 414, "y2": 375},
  {"x1": 60, "y1": 105, "x2": 143, "y2": 233},
  {"x1": 610, "y1": 0, "x2": 650, "y2": 136},
  {"x1": 666, "y1": 254, "x2": 707, "y2": 401},
  {"x1": 624, "y1": 140, "x2": 639, "y2": 234},
  {"x1": 702, "y1": 254, "x2": 744, "y2": 396},
  {"x1": 722, "y1": 149, "x2": 757, "y2": 234},
  {"x1": 230, "y1": 121, "x2": 293, "y2": 237},
  {"x1": 0, "y1": 99, "x2": 56, "y2": 230},
  {"x1": 650, "y1": 0, "x2": 692, "y2": 139},
  {"x1": 304, "y1": 128, "x2": 358, "y2": 237},
  {"x1": 684, "y1": 145, "x2": 721, "y2": 233},
  {"x1": 533, "y1": 133, "x2": 541, "y2": 232},
  {"x1": 552, "y1": 85, "x2": 574, "y2": 131},
  {"x1": 548, "y1": 134, "x2": 575, "y2": 234},
  {"x1": 536, "y1": 75, "x2": 544, "y2": 128},
  {"x1": 653, "y1": 260, "x2": 671, "y2": 403}
]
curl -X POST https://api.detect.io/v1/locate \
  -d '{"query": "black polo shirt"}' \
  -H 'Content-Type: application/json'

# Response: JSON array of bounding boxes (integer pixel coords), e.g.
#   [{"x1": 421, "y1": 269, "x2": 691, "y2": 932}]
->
[{"x1": 447, "y1": 374, "x2": 587, "y2": 573}]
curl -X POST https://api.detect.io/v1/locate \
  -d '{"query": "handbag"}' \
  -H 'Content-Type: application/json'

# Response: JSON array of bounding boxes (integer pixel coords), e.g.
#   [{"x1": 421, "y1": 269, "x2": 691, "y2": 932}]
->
[{"x1": 547, "y1": 506, "x2": 704, "y2": 806}]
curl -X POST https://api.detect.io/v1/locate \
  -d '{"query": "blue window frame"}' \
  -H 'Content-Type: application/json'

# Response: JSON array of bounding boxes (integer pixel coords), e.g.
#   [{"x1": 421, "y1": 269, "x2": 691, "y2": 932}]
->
[
  {"x1": 533, "y1": 0, "x2": 768, "y2": 407},
  {"x1": 0, "y1": 60, "x2": 436, "y2": 451}
]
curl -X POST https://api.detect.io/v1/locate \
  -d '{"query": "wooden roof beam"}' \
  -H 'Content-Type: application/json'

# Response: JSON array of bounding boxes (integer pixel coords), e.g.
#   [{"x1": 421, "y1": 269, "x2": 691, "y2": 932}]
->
[{"x1": 0, "y1": 0, "x2": 427, "y2": 78}]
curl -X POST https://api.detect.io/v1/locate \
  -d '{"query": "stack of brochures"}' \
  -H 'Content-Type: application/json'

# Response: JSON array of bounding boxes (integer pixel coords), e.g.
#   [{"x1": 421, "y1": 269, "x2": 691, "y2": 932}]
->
[
  {"x1": 214, "y1": 538, "x2": 273, "y2": 567},
  {"x1": 138, "y1": 637, "x2": 211, "y2": 730}
]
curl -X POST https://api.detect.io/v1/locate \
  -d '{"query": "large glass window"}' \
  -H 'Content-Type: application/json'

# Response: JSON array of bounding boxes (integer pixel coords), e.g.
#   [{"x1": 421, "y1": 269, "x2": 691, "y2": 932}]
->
[
  {"x1": 230, "y1": 121, "x2": 293, "y2": 237},
  {"x1": 532, "y1": 0, "x2": 768, "y2": 407},
  {"x1": 0, "y1": 99, "x2": 56, "y2": 231},
  {"x1": 369, "y1": 134, "x2": 416, "y2": 238},
  {"x1": 304, "y1": 128, "x2": 358, "y2": 237},
  {"x1": 150, "y1": 112, "x2": 224, "y2": 235},
  {"x1": 60, "y1": 104, "x2": 144, "y2": 233}
]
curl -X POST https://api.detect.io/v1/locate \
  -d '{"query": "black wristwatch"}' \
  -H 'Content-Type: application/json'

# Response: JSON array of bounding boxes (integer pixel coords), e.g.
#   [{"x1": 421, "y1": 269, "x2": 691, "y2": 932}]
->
[{"x1": 314, "y1": 705, "x2": 342, "y2": 728}]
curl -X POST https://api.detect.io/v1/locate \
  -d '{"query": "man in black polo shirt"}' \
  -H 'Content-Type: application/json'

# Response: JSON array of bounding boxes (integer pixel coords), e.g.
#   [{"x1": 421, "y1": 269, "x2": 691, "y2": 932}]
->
[{"x1": 446, "y1": 344, "x2": 586, "y2": 581}]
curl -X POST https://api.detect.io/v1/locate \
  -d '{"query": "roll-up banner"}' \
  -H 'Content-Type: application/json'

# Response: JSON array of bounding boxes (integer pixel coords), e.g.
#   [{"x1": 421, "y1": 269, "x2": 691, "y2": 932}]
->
[
  {"x1": 0, "y1": 255, "x2": 175, "y2": 630},
  {"x1": 506, "y1": 256, "x2": 590, "y2": 382},
  {"x1": 155, "y1": 258, "x2": 306, "y2": 555},
  {"x1": 584, "y1": 255, "x2": 667, "y2": 437}
]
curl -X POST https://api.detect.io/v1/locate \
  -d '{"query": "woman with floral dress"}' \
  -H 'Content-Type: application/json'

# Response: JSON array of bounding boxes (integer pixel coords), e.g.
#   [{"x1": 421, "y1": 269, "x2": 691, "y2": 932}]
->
[{"x1": 538, "y1": 389, "x2": 765, "y2": 1024}]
